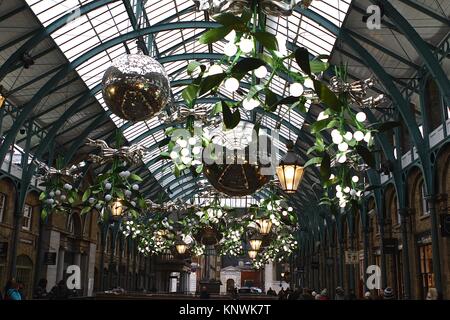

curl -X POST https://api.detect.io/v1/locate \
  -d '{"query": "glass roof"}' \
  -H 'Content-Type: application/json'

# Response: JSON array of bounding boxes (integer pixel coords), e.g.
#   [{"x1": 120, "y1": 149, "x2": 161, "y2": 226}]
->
[{"x1": 25, "y1": 0, "x2": 351, "y2": 202}]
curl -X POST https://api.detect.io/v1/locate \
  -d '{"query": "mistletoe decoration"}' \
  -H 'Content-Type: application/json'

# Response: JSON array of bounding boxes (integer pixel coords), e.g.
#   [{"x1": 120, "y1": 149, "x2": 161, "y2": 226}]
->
[
  {"x1": 38, "y1": 156, "x2": 82, "y2": 220},
  {"x1": 80, "y1": 135, "x2": 147, "y2": 219}
]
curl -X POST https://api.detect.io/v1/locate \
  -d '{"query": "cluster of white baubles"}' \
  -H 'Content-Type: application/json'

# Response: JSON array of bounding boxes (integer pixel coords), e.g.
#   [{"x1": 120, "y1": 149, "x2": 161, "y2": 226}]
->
[
  {"x1": 191, "y1": 244, "x2": 205, "y2": 256},
  {"x1": 44, "y1": 185, "x2": 72, "y2": 206},
  {"x1": 329, "y1": 112, "x2": 373, "y2": 165},
  {"x1": 335, "y1": 180, "x2": 363, "y2": 208},
  {"x1": 223, "y1": 31, "x2": 254, "y2": 57},
  {"x1": 169, "y1": 133, "x2": 203, "y2": 168},
  {"x1": 196, "y1": 207, "x2": 226, "y2": 224},
  {"x1": 89, "y1": 174, "x2": 140, "y2": 210}
]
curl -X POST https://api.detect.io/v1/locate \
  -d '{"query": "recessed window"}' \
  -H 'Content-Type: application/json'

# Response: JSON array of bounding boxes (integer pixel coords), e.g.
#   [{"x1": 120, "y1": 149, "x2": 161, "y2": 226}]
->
[
  {"x1": 22, "y1": 204, "x2": 32, "y2": 231},
  {"x1": 67, "y1": 215, "x2": 74, "y2": 234},
  {"x1": 0, "y1": 193, "x2": 6, "y2": 223},
  {"x1": 420, "y1": 182, "x2": 429, "y2": 216}
]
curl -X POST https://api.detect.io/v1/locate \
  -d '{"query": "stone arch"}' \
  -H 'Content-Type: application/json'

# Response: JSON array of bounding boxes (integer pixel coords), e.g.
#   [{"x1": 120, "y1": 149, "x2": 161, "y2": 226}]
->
[
  {"x1": 406, "y1": 166, "x2": 428, "y2": 232},
  {"x1": 16, "y1": 254, "x2": 33, "y2": 298},
  {"x1": 66, "y1": 213, "x2": 82, "y2": 238},
  {"x1": 384, "y1": 183, "x2": 399, "y2": 227}
]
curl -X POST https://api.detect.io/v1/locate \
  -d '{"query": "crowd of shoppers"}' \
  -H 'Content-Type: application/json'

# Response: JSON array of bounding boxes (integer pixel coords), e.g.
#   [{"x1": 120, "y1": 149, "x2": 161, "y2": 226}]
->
[
  {"x1": 268, "y1": 286, "x2": 440, "y2": 300},
  {"x1": 0, "y1": 278, "x2": 80, "y2": 300}
]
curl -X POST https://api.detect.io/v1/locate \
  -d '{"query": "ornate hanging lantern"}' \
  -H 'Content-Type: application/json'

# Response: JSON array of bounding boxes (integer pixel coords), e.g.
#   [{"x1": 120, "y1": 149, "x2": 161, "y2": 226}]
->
[
  {"x1": 102, "y1": 53, "x2": 171, "y2": 122},
  {"x1": 276, "y1": 140, "x2": 305, "y2": 193},
  {"x1": 175, "y1": 239, "x2": 189, "y2": 255},
  {"x1": 110, "y1": 200, "x2": 124, "y2": 220},
  {"x1": 249, "y1": 235, "x2": 263, "y2": 251},
  {"x1": 248, "y1": 250, "x2": 258, "y2": 260},
  {"x1": 255, "y1": 218, "x2": 273, "y2": 235}
]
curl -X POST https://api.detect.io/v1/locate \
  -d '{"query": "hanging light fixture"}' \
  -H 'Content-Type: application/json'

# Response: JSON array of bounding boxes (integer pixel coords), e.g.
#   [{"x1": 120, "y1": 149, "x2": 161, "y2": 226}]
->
[
  {"x1": 175, "y1": 239, "x2": 189, "y2": 255},
  {"x1": 249, "y1": 235, "x2": 263, "y2": 251},
  {"x1": 255, "y1": 218, "x2": 273, "y2": 236},
  {"x1": 276, "y1": 140, "x2": 305, "y2": 193},
  {"x1": 110, "y1": 200, "x2": 123, "y2": 220},
  {"x1": 0, "y1": 85, "x2": 5, "y2": 108},
  {"x1": 248, "y1": 250, "x2": 258, "y2": 260}
]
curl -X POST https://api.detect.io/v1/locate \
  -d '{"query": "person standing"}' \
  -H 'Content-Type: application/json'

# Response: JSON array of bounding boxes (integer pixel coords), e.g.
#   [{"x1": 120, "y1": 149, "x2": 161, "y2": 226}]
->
[
  {"x1": 335, "y1": 287, "x2": 345, "y2": 300},
  {"x1": 199, "y1": 286, "x2": 210, "y2": 299},
  {"x1": 49, "y1": 280, "x2": 69, "y2": 300},
  {"x1": 3, "y1": 279, "x2": 22, "y2": 300}
]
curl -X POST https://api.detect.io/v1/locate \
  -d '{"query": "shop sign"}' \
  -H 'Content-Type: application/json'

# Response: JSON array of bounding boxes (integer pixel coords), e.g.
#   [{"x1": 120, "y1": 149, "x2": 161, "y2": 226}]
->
[{"x1": 44, "y1": 252, "x2": 57, "y2": 265}]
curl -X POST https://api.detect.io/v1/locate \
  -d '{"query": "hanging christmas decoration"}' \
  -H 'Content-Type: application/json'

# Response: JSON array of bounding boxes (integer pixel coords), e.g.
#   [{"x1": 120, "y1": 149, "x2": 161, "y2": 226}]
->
[
  {"x1": 329, "y1": 76, "x2": 386, "y2": 108},
  {"x1": 37, "y1": 157, "x2": 83, "y2": 220},
  {"x1": 194, "y1": 0, "x2": 314, "y2": 17},
  {"x1": 202, "y1": 121, "x2": 271, "y2": 196},
  {"x1": 80, "y1": 134, "x2": 147, "y2": 218},
  {"x1": 101, "y1": 53, "x2": 171, "y2": 122}
]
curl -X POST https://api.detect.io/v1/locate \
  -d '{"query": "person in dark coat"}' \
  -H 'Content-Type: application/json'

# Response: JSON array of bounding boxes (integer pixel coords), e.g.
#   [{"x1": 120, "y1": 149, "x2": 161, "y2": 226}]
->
[
  {"x1": 199, "y1": 286, "x2": 210, "y2": 299},
  {"x1": 49, "y1": 280, "x2": 69, "y2": 300},
  {"x1": 34, "y1": 278, "x2": 49, "y2": 299}
]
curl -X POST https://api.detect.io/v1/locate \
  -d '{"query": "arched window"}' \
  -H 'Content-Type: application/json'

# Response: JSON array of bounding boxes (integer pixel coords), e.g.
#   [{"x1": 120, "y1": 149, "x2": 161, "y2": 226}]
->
[
  {"x1": 66, "y1": 215, "x2": 74, "y2": 235},
  {"x1": 16, "y1": 255, "x2": 33, "y2": 299},
  {"x1": 418, "y1": 179, "x2": 429, "y2": 217},
  {"x1": 424, "y1": 78, "x2": 442, "y2": 132},
  {"x1": 391, "y1": 194, "x2": 399, "y2": 226}
]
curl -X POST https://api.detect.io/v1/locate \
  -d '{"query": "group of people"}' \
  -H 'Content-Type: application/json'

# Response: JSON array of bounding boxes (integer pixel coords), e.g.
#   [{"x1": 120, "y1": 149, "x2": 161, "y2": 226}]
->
[
  {"x1": 0, "y1": 278, "x2": 78, "y2": 300},
  {"x1": 267, "y1": 286, "x2": 440, "y2": 300}
]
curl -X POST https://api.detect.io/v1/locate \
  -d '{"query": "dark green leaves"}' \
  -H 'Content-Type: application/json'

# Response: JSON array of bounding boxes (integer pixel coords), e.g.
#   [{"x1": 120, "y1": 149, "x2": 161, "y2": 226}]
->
[
  {"x1": 313, "y1": 80, "x2": 341, "y2": 112},
  {"x1": 304, "y1": 157, "x2": 322, "y2": 168},
  {"x1": 221, "y1": 101, "x2": 241, "y2": 129},
  {"x1": 253, "y1": 31, "x2": 278, "y2": 51},
  {"x1": 295, "y1": 47, "x2": 311, "y2": 75},
  {"x1": 310, "y1": 60, "x2": 329, "y2": 74},
  {"x1": 198, "y1": 73, "x2": 227, "y2": 96},
  {"x1": 130, "y1": 173, "x2": 143, "y2": 182},
  {"x1": 214, "y1": 13, "x2": 249, "y2": 32},
  {"x1": 82, "y1": 189, "x2": 91, "y2": 202},
  {"x1": 355, "y1": 145, "x2": 376, "y2": 169},
  {"x1": 199, "y1": 26, "x2": 232, "y2": 44},
  {"x1": 320, "y1": 152, "x2": 331, "y2": 181},
  {"x1": 310, "y1": 118, "x2": 333, "y2": 134},
  {"x1": 187, "y1": 61, "x2": 205, "y2": 75},
  {"x1": 231, "y1": 57, "x2": 265, "y2": 74},
  {"x1": 265, "y1": 88, "x2": 278, "y2": 111},
  {"x1": 182, "y1": 84, "x2": 199, "y2": 106}
]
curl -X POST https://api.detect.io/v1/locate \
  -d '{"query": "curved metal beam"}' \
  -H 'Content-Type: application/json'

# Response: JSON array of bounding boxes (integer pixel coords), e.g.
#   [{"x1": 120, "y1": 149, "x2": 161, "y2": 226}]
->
[{"x1": 374, "y1": 0, "x2": 450, "y2": 105}]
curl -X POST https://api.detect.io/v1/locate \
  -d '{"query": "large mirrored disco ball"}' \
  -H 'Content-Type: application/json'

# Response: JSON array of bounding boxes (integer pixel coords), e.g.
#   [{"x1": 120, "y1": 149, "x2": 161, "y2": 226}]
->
[
  {"x1": 202, "y1": 121, "x2": 271, "y2": 196},
  {"x1": 102, "y1": 54, "x2": 171, "y2": 122}
]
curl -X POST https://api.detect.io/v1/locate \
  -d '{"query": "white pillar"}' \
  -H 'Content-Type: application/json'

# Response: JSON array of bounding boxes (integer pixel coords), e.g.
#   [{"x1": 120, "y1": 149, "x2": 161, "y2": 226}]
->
[{"x1": 264, "y1": 262, "x2": 275, "y2": 293}]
